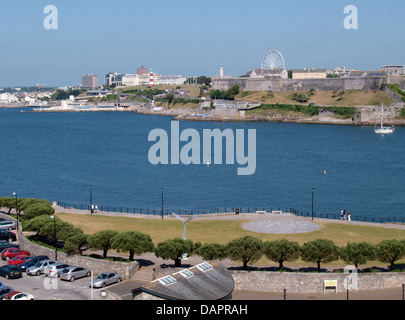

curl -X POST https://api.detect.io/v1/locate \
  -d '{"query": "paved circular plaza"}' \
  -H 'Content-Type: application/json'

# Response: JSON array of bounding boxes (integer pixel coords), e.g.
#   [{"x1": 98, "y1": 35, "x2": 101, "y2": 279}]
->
[{"x1": 242, "y1": 219, "x2": 321, "y2": 234}]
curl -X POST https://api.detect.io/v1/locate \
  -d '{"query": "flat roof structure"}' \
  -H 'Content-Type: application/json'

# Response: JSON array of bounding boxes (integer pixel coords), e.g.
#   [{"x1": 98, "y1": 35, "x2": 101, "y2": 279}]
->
[{"x1": 132, "y1": 261, "x2": 234, "y2": 300}]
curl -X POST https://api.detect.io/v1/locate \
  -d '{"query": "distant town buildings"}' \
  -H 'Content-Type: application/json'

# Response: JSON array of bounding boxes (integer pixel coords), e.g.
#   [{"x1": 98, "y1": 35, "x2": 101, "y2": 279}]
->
[
  {"x1": 82, "y1": 74, "x2": 98, "y2": 89},
  {"x1": 380, "y1": 65, "x2": 405, "y2": 76},
  {"x1": 292, "y1": 68, "x2": 327, "y2": 79}
]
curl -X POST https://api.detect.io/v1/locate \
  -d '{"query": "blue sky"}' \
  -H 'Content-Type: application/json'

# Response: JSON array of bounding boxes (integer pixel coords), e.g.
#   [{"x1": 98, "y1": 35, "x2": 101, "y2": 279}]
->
[{"x1": 0, "y1": 0, "x2": 404, "y2": 87}]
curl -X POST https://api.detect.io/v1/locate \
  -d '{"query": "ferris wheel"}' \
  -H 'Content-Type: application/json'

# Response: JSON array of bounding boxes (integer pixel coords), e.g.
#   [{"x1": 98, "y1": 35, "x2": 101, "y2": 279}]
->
[{"x1": 261, "y1": 50, "x2": 286, "y2": 70}]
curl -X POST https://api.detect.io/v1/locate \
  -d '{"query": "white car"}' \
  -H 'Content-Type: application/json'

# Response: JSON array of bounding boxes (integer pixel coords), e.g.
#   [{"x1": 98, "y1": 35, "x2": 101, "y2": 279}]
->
[
  {"x1": 44, "y1": 263, "x2": 69, "y2": 278},
  {"x1": 3, "y1": 291, "x2": 34, "y2": 300}
]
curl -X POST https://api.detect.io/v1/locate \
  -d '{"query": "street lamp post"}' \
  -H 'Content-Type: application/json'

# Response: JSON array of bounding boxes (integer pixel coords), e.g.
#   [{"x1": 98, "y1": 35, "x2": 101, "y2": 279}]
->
[
  {"x1": 50, "y1": 215, "x2": 57, "y2": 260},
  {"x1": 12, "y1": 192, "x2": 19, "y2": 233},
  {"x1": 90, "y1": 185, "x2": 93, "y2": 215},
  {"x1": 161, "y1": 187, "x2": 164, "y2": 220},
  {"x1": 312, "y1": 188, "x2": 314, "y2": 221}
]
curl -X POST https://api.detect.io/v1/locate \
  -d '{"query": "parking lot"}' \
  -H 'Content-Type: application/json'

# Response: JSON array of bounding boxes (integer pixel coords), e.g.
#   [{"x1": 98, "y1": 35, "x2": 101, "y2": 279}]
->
[{"x1": 0, "y1": 242, "x2": 115, "y2": 300}]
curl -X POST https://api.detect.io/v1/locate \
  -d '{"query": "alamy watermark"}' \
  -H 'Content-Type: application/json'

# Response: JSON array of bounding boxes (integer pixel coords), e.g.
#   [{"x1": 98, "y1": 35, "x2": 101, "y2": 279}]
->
[
  {"x1": 43, "y1": 5, "x2": 58, "y2": 30},
  {"x1": 148, "y1": 121, "x2": 256, "y2": 176},
  {"x1": 343, "y1": 265, "x2": 358, "y2": 290},
  {"x1": 344, "y1": 5, "x2": 358, "y2": 30}
]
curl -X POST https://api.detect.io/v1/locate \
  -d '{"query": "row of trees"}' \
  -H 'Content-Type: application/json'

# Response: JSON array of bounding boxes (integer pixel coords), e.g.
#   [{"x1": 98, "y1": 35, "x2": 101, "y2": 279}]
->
[{"x1": 197, "y1": 237, "x2": 405, "y2": 272}]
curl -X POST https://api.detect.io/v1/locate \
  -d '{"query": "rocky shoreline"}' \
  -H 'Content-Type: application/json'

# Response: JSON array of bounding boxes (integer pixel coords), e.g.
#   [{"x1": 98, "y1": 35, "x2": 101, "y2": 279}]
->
[{"x1": 137, "y1": 107, "x2": 405, "y2": 127}]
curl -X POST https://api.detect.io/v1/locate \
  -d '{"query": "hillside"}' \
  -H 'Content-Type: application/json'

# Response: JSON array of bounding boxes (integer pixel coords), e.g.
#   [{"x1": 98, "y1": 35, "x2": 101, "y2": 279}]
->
[{"x1": 236, "y1": 90, "x2": 396, "y2": 106}]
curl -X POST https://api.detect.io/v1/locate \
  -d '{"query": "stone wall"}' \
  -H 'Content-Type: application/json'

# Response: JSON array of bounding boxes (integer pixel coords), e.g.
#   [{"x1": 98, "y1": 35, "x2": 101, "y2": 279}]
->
[
  {"x1": 0, "y1": 212, "x2": 140, "y2": 280},
  {"x1": 212, "y1": 77, "x2": 384, "y2": 92},
  {"x1": 231, "y1": 271, "x2": 405, "y2": 294}
]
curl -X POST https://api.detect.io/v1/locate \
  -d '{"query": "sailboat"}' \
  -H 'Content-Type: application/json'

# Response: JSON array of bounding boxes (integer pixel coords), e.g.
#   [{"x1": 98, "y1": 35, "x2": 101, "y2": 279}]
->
[{"x1": 374, "y1": 103, "x2": 395, "y2": 134}]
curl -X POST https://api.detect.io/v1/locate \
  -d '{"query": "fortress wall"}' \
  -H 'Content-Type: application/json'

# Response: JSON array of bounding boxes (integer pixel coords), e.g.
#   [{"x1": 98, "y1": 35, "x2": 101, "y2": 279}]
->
[{"x1": 212, "y1": 77, "x2": 384, "y2": 92}]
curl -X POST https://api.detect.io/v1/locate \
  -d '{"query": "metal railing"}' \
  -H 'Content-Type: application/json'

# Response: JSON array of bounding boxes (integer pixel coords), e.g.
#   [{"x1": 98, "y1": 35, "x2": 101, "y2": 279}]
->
[{"x1": 56, "y1": 201, "x2": 405, "y2": 224}]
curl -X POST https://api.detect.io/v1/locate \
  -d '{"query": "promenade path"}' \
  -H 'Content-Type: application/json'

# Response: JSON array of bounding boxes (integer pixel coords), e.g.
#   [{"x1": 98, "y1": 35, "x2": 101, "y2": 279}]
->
[
  {"x1": 52, "y1": 205, "x2": 405, "y2": 300},
  {"x1": 53, "y1": 204, "x2": 405, "y2": 232}
]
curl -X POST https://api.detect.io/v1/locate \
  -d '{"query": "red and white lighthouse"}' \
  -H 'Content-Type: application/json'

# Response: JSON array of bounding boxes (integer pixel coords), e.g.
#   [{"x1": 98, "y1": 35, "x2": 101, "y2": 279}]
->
[{"x1": 149, "y1": 68, "x2": 155, "y2": 88}]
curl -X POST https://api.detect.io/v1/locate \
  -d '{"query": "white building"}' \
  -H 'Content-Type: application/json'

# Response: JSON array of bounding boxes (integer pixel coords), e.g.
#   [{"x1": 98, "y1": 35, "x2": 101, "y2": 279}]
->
[
  {"x1": 122, "y1": 74, "x2": 140, "y2": 87},
  {"x1": 156, "y1": 75, "x2": 187, "y2": 86},
  {"x1": 245, "y1": 68, "x2": 288, "y2": 79},
  {"x1": 292, "y1": 68, "x2": 327, "y2": 79},
  {"x1": 0, "y1": 93, "x2": 18, "y2": 103}
]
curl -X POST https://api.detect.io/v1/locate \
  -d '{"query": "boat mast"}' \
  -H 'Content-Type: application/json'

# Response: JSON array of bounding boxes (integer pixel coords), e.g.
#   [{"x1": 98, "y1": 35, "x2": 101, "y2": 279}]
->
[{"x1": 380, "y1": 103, "x2": 384, "y2": 129}]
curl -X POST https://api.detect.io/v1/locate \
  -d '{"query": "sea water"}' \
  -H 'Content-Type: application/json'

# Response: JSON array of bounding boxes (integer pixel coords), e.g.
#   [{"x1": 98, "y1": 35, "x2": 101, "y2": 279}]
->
[{"x1": 0, "y1": 107, "x2": 403, "y2": 220}]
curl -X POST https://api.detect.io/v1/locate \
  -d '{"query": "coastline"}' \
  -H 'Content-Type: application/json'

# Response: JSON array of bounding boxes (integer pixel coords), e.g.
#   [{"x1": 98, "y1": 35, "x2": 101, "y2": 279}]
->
[
  {"x1": 137, "y1": 107, "x2": 405, "y2": 127},
  {"x1": 6, "y1": 103, "x2": 405, "y2": 127}
]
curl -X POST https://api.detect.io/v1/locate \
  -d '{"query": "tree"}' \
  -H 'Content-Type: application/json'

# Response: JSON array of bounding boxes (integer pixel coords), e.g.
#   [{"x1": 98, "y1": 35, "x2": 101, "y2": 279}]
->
[
  {"x1": 376, "y1": 240, "x2": 405, "y2": 270},
  {"x1": 223, "y1": 85, "x2": 240, "y2": 100},
  {"x1": 300, "y1": 239, "x2": 340, "y2": 272},
  {"x1": 227, "y1": 236, "x2": 263, "y2": 270},
  {"x1": 64, "y1": 233, "x2": 89, "y2": 255},
  {"x1": 263, "y1": 239, "x2": 301, "y2": 270},
  {"x1": 155, "y1": 238, "x2": 194, "y2": 267},
  {"x1": 340, "y1": 242, "x2": 377, "y2": 269},
  {"x1": 196, "y1": 76, "x2": 212, "y2": 87},
  {"x1": 88, "y1": 230, "x2": 119, "y2": 258},
  {"x1": 23, "y1": 203, "x2": 54, "y2": 220},
  {"x1": 40, "y1": 218, "x2": 83, "y2": 241},
  {"x1": 196, "y1": 243, "x2": 228, "y2": 261},
  {"x1": 22, "y1": 215, "x2": 54, "y2": 238},
  {"x1": 210, "y1": 89, "x2": 224, "y2": 100},
  {"x1": 19, "y1": 198, "x2": 52, "y2": 213},
  {"x1": 111, "y1": 231, "x2": 154, "y2": 261},
  {"x1": 296, "y1": 93, "x2": 309, "y2": 103}
]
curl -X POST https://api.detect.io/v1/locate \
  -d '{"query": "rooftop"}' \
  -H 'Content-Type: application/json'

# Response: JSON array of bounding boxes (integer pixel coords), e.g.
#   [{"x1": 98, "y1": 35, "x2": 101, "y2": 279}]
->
[{"x1": 132, "y1": 261, "x2": 234, "y2": 300}]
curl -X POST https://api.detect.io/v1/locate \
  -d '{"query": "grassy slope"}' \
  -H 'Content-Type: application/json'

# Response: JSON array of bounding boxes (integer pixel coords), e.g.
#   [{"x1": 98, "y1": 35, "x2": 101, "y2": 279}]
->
[{"x1": 238, "y1": 90, "x2": 396, "y2": 107}]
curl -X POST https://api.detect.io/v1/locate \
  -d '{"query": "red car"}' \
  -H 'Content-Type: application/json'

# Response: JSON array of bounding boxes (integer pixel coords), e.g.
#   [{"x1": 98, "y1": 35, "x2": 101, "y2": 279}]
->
[
  {"x1": 1, "y1": 249, "x2": 30, "y2": 261},
  {"x1": 7, "y1": 255, "x2": 31, "y2": 266}
]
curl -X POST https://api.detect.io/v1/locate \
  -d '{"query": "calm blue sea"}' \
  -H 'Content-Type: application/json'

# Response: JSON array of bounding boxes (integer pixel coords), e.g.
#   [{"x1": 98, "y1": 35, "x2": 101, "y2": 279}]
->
[{"x1": 0, "y1": 107, "x2": 404, "y2": 219}]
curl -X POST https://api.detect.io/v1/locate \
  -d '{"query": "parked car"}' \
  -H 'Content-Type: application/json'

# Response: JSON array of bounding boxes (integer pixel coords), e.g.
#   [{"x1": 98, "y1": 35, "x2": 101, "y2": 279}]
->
[
  {"x1": 7, "y1": 255, "x2": 30, "y2": 266},
  {"x1": 1, "y1": 248, "x2": 30, "y2": 261},
  {"x1": 0, "y1": 286, "x2": 14, "y2": 299},
  {"x1": 61, "y1": 266, "x2": 91, "y2": 282},
  {"x1": 0, "y1": 229, "x2": 17, "y2": 242},
  {"x1": 44, "y1": 263, "x2": 69, "y2": 278},
  {"x1": 0, "y1": 241, "x2": 19, "y2": 250},
  {"x1": 19, "y1": 256, "x2": 49, "y2": 272},
  {"x1": 0, "y1": 265, "x2": 22, "y2": 279},
  {"x1": 26, "y1": 260, "x2": 56, "y2": 276},
  {"x1": 89, "y1": 272, "x2": 122, "y2": 288},
  {"x1": 0, "y1": 221, "x2": 15, "y2": 230},
  {"x1": 2, "y1": 291, "x2": 34, "y2": 300}
]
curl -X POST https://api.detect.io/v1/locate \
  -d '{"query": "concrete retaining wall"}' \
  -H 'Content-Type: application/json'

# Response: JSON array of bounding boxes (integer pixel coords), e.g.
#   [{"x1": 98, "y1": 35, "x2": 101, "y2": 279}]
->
[{"x1": 231, "y1": 271, "x2": 405, "y2": 294}]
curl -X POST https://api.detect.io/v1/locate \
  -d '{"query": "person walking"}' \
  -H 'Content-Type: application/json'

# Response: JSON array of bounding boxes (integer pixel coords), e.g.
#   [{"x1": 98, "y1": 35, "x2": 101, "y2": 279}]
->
[
  {"x1": 343, "y1": 209, "x2": 347, "y2": 221},
  {"x1": 341, "y1": 209, "x2": 344, "y2": 220},
  {"x1": 348, "y1": 210, "x2": 351, "y2": 222}
]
